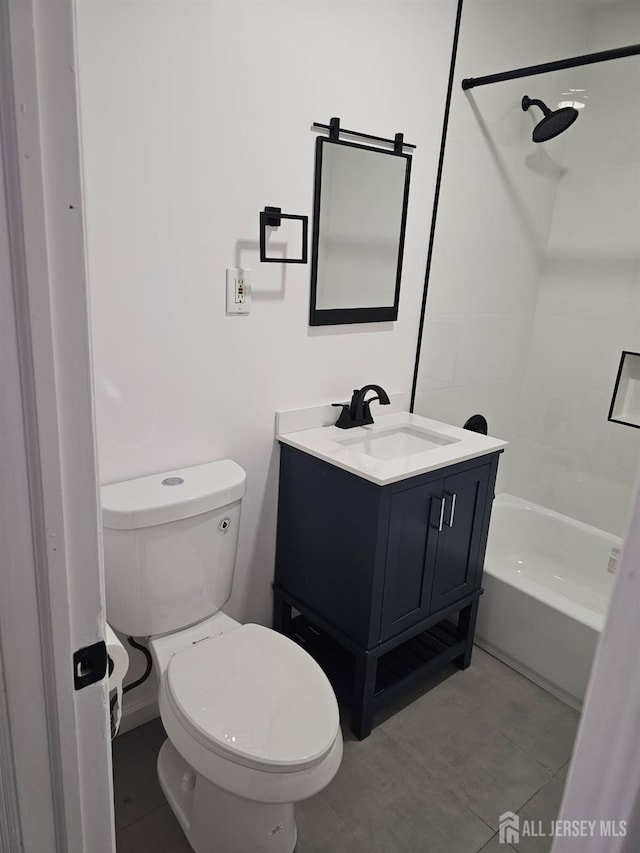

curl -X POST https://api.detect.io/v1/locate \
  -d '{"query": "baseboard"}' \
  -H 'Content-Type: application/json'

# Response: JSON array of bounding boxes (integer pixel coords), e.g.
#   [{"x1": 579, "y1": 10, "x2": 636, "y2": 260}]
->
[{"x1": 117, "y1": 696, "x2": 160, "y2": 735}]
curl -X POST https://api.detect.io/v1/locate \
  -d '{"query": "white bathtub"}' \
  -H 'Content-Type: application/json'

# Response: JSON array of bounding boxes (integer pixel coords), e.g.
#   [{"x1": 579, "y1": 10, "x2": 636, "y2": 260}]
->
[{"x1": 475, "y1": 493, "x2": 620, "y2": 709}]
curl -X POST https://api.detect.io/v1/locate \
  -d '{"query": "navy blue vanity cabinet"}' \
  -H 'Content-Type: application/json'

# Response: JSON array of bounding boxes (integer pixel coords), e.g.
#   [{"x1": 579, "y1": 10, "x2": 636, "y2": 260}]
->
[
  {"x1": 379, "y1": 481, "x2": 442, "y2": 642},
  {"x1": 430, "y1": 466, "x2": 493, "y2": 611},
  {"x1": 273, "y1": 444, "x2": 501, "y2": 739}
]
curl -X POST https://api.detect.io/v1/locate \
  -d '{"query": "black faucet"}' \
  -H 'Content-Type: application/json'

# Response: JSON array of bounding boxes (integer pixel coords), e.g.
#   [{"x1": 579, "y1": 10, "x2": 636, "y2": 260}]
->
[{"x1": 332, "y1": 384, "x2": 391, "y2": 429}]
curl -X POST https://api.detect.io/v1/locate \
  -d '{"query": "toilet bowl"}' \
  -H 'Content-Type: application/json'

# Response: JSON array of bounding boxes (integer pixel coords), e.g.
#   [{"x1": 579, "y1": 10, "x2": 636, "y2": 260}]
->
[
  {"x1": 101, "y1": 461, "x2": 343, "y2": 853},
  {"x1": 152, "y1": 615, "x2": 342, "y2": 852}
]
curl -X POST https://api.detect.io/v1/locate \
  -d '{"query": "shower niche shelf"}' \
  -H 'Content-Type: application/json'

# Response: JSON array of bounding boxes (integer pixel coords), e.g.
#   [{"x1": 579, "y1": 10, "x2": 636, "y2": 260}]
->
[{"x1": 609, "y1": 351, "x2": 640, "y2": 429}]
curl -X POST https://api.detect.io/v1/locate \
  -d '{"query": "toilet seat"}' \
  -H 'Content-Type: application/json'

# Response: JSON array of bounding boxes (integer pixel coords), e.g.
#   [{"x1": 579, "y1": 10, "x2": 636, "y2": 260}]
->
[{"x1": 164, "y1": 624, "x2": 340, "y2": 774}]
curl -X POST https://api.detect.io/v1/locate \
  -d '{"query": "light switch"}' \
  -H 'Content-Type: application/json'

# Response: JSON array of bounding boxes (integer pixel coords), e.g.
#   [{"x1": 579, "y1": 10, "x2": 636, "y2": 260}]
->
[{"x1": 226, "y1": 268, "x2": 251, "y2": 314}]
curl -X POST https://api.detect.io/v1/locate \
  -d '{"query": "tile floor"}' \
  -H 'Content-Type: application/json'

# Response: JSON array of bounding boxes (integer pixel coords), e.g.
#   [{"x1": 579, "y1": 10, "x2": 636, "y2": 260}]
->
[{"x1": 113, "y1": 648, "x2": 578, "y2": 853}]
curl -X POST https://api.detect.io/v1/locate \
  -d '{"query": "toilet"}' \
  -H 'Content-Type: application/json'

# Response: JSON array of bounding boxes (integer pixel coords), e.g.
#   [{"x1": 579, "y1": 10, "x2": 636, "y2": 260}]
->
[{"x1": 101, "y1": 460, "x2": 343, "y2": 853}]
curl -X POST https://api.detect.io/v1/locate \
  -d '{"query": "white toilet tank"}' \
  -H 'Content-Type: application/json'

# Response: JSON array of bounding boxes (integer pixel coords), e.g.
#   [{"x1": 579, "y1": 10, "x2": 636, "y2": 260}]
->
[{"x1": 101, "y1": 460, "x2": 246, "y2": 637}]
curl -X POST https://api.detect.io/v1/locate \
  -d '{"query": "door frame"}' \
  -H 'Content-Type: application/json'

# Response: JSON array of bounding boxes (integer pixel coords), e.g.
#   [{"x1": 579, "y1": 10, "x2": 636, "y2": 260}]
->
[{"x1": 0, "y1": 0, "x2": 114, "y2": 850}]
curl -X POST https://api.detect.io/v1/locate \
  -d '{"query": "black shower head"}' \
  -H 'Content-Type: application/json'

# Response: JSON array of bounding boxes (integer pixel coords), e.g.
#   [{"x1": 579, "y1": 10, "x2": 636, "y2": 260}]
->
[{"x1": 522, "y1": 95, "x2": 579, "y2": 142}]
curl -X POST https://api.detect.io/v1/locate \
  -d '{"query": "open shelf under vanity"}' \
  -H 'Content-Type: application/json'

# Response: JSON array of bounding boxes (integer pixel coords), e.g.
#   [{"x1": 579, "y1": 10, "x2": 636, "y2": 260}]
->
[{"x1": 275, "y1": 590, "x2": 478, "y2": 738}]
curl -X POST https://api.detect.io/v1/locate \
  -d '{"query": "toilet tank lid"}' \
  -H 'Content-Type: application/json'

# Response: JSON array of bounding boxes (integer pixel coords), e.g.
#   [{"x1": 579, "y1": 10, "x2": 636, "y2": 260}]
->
[{"x1": 101, "y1": 460, "x2": 246, "y2": 530}]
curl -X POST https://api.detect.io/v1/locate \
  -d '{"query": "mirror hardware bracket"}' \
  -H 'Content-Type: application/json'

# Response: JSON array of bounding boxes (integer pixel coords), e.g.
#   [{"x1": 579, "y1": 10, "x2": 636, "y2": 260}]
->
[{"x1": 312, "y1": 118, "x2": 416, "y2": 152}]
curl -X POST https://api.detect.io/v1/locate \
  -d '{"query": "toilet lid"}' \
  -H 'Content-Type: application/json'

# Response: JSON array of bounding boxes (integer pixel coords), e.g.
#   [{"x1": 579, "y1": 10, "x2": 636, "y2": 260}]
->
[{"x1": 165, "y1": 624, "x2": 340, "y2": 772}]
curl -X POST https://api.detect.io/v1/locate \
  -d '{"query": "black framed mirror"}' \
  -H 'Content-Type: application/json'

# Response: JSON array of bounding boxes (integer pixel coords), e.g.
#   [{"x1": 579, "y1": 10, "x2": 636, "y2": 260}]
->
[{"x1": 309, "y1": 136, "x2": 412, "y2": 326}]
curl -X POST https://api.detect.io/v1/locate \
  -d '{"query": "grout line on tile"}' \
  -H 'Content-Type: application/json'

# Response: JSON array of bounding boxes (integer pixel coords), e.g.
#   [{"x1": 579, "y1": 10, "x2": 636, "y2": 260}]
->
[
  {"x1": 468, "y1": 649, "x2": 579, "y2": 773},
  {"x1": 376, "y1": 726, "x2": 499, "y2": 838},
  {"x1": 476, "y1": 830, "x2": 518, "y2": 853},
  {"x1": 475, "y1": 646, "x2": 570, "y2": 709},
  {"x1": 383, "y1": 723, "x2": 533, "y2": 841},
  {"x1": 514, "y1": 771, "x2": 560, "y2": 819},
  {"x1": 115, "y1": 804, "x2": 166, "y2": 839}
]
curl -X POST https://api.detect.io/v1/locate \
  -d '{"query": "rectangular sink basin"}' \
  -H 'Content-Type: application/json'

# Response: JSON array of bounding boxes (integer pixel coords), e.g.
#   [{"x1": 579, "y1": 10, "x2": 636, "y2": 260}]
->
[{"x1": 337, "y1": 426, "x2": 458, "y2": 461}]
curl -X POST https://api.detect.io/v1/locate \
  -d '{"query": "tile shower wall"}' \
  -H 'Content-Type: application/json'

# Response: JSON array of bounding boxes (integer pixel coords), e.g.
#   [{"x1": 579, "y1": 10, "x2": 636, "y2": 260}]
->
[
  {"x1": 76, "y1": 1, "x2": 457, "y2": 716},
  {"x1": 416, "y1": 0, "x2": 640, "y2": 536},
  {"x1": 508, "y1": 0, "x2": 640, "y2": 536},
  {"x1": 414, "y1": 0, "x2": 590, "y2": 494}
]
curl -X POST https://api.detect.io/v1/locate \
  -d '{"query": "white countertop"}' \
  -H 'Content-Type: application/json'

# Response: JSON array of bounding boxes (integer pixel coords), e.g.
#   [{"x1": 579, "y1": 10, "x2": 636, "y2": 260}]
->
[{"x1": 276, "y1": 409, "x2": 508, "y2": 486}]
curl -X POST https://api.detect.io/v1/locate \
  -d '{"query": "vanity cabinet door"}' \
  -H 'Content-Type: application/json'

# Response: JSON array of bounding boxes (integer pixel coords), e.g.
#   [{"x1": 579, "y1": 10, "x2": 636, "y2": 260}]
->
[
  {"x1": 379, "y1": 481, "x2": 443, "y2": 642},
  {"x1": 429, "y1": 464, "x2": 491, "y2": 612}
]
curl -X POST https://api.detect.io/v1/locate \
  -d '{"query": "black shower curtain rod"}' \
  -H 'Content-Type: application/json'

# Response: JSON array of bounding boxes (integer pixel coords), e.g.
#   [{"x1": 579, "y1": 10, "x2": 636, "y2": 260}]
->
[{"x1": 461, "y1": 42, "x2": 640, "y2": 90}]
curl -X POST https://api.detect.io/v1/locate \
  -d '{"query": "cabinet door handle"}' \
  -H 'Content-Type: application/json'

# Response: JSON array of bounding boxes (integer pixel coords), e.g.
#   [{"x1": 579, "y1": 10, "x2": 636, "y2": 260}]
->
[
  {"x1": 436, "y1": 496, "x2": 446, "y2": 532},
  {"x1": 445, "y1": 492, "x2": 457, "y2": 527}
]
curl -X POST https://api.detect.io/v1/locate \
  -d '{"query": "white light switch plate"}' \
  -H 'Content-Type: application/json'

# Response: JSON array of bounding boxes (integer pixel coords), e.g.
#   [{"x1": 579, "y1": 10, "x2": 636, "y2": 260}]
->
[{"x1": 226, "y1": 268, "x2": 251, "y2": 314}]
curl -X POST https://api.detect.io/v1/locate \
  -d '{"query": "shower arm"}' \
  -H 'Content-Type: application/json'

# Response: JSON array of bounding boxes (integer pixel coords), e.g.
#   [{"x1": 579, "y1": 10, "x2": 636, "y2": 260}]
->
[
  {"x1": 522, "y1": 97, "x2": 551, "y2": 116},
  {"x1": 461, "y1": 42, "x2": 640, "y2": 91}
]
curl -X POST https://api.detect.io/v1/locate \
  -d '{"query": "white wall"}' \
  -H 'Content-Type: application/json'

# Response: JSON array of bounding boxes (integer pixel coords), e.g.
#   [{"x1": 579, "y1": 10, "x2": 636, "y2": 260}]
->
[
  {"x1": 414, "y1": 0, "x2": 590, "y2": 494},
  {"x1": 76, "y1": 0, "x2": 458, "y2": 706},
  {"x1": 510, "y1": 0, "x2": 640, "y2": 535}
]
